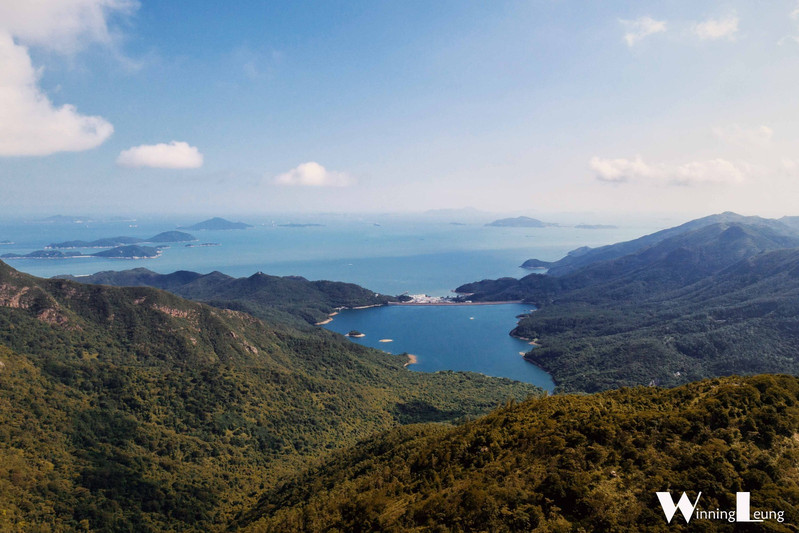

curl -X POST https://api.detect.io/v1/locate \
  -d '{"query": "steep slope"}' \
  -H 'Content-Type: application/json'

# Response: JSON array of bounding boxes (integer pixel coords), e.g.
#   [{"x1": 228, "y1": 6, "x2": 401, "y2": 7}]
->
[
  {"x1": 58, "y1": 268, "x2": 396, "y2": 324},
  {"x1": 455, "y1": 217, "x2": 799, "y2": 392},
  {"x1": 0, "y1": 261, "x2": 540, "y2": 531},
  {"x1": 238, "y1": 375, "x2": 799, "y2": 532},
  {"x1": 540, "y1": 212, "x2": 796, "y2": 276}
]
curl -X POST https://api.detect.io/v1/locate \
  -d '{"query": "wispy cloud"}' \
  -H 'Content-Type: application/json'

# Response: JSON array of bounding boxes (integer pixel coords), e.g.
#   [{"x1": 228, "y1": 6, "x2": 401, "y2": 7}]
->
[
  {"x1": 713, "y1": 124, "x2": 772, "y2": 146},
  {"x1": 591, "y1": 156, "x2": 747, "y2": 186},
  {"x1": 117, "y1": 141, "x2": 204, "y2": 169},
  {"x1": 620, "y1": 16, "x2": 667, "y2": 47},
  {"x1": 780, "y1": 2, "x2": 799, "y2": 45},
  {"x1": 693, "y1": 14, "x2": 739, "y2": 40},
  {"x1": 273, "y1": 162, "x2": 353, "y2": 187},
  {"x1": 0, "y1": 0, "x2": 137, "y2": 157}
]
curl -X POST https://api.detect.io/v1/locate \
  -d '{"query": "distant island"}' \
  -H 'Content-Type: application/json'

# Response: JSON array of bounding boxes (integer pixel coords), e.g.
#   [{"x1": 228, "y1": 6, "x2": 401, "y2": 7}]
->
[
  {"x1": 2, "y1": 245, "x2": 161, "y2": 260},
  {"x1": 575, "y1": 224, "x2": 618, "y2": 230},
  {"x1": 45, "y1": 231, "x2": 195, "y2": 250},
  {"x1": 92, "y1": 245, "x2": 161, "y2": 259},
  {"x1": 38, "y1": 215, "x2": 93, "y2": 224},
  {"x1": 278, "y1": 223, "x2": 325, "y2": 228},
  {"x1": 178, "y1": 217, "x2": 253, "y2": 230},
  {"x1": 486, "y1": 216, "x2": 557, "y2": 228},
  {"x1": 0, "y1": 240, "x2": 13, "y2": 245},
  {"x1": 184, "y1": 242, "x2": 221, "y2": 247}
]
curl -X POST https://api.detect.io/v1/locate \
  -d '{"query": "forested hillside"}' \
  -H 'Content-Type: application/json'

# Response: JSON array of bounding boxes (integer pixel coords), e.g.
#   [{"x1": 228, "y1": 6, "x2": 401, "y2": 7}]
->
[
  {"x1": 455, "y1": 215, "x2": 799, "y2": 392},
  {"x1": 239, "y1": 375, "x2": 799, "y2": 532},
  {"x1": 0, "y1": 261, "x2": 539, "y2": 531},
  {"x1": 57, "y1": 267, "x2": 396, "y2": 325}
]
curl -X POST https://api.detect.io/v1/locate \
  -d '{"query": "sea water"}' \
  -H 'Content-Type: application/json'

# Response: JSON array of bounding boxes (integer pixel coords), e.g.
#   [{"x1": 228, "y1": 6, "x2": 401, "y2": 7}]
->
[
  {"x1": 0, "y1": 215, "x2": 656, "y2": 295},
  {"x1": 323, "y1": 303, "x2": 556, "y2": 392},
  {"x1": 0, "y1": 214, "x2": 662, "y2": 387}
]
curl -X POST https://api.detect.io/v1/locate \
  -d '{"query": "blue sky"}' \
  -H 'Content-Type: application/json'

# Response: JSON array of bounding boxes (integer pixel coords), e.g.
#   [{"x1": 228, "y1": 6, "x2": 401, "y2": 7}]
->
[{"x1": 3, "y1": 1, "x2": 799, "y2": 217}]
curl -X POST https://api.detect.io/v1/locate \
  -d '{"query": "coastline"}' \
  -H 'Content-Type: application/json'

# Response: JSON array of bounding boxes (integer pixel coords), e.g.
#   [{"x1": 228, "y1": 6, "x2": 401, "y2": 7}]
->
[
  {"x1": 389, "y1": 300, "x2": 523, "y2": 307},
  {"x1": 314, "y1": 311, "x2": 339, "y2": 326},
  {"x1": 404, "y1": 354, "x2": 418, "y2": 367}
]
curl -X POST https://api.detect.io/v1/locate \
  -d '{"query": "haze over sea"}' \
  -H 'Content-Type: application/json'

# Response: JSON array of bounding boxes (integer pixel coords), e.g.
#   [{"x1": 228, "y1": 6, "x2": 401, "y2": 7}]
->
[{"x1": 0, "y1": 214, "x2": 663, "y2": 389}]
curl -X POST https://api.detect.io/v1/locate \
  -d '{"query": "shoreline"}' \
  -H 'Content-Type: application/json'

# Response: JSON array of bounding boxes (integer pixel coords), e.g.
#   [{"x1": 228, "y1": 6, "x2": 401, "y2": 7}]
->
[
  {"x1": 404, "y1": 354, "x2": 418, "y2": 367},
  {"x1": 389, "y1": 300, "x2": 523, "y2": 307}
]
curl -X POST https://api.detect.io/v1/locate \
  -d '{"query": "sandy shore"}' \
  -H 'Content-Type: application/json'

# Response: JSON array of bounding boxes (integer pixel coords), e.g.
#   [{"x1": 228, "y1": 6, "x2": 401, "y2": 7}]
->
[
  {"x1": 404, "y1": 354, "x2": 418, "y2": 367},
  {"x1": 378, "y1": 339, "x2": 393, "y2": 343},
  {"x1": 314, "y1": 311, "x2": 340, "y2": 326}
]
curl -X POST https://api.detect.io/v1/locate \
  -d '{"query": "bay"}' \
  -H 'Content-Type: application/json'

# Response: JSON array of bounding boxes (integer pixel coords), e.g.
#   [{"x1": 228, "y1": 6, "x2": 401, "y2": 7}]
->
[{"x1": 323, "y1": 303, "x2": 555, "y2": 392}]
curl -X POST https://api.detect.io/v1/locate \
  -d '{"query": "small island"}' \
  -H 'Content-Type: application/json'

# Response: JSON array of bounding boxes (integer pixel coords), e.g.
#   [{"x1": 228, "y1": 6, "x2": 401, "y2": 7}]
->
[
  {"x1": 0, "y1": 240, "x2": 13, "y2": 245},
  {"x1": 92, "y1": 245, "x2": 161, "y2": 259},
  {"x1": 178, "y1": 217, "x2": 253, "y2": 231},
  {"x1": 346, "y1": 330, "x2": 366, "y2": 338},
  {"x1": 3, "y1": 245, "x2": 161, "y2": 260},
  {"x1": 486, "y1": 216, "x2": 557, "y2": 228},
  {"x1": 46, "y1": 231, "x2": 195, "y2": 249}
]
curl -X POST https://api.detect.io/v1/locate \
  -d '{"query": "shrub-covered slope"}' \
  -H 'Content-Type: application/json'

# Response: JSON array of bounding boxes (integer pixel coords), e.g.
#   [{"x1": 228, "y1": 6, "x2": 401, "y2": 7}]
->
[
  {"x1": 58, "y1": 267, "x2": 395, "y2": 325},
  {"x1": 239, "y1": 375, "x2": 799, "y2": 532},
  {"x1": 0, "y1": 261, "x2": 540, "y2": 531}
]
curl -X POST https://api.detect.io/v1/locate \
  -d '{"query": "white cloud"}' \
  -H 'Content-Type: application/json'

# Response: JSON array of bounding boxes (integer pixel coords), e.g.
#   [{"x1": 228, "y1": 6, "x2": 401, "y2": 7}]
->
[
  {"x1": 273, "y1": 162, "x2": 354, "y2": 187},
  {"x1": 671, "y1": 159, "x2": 745, "y2": 185},
  {"x1": 712, "y1": 124, "x2": 773, "y2": 146},
  {"x1": 591, "y1": 156, "x2": 747, "y2": 186},
  {"x1": 0, "y1": 0, "x2": 135, "y2": 157},
  {"x1": 590, "y1": 156, "x2": 655, "y2": 183},
  {"x1": 620, "y1": 16, "x2": 667, "y2": 47},
  {"x1": 693, "y1": 14, "x2": 739, "y2": 40},
  {"x1": 117, "y1": 141, "x2": 204, "y2": 169},
  {"x1": 0, "y1": 0, "x2": 137, "y2": 54},
  {"x1": 0, "y1": 32, "x2": 114, "y2": 156}
]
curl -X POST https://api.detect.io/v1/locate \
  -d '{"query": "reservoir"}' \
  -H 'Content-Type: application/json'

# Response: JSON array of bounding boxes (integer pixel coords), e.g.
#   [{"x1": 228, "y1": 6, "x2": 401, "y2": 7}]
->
[{"x1": 323, "y1": 303, "x2": 555, "y2": 392}]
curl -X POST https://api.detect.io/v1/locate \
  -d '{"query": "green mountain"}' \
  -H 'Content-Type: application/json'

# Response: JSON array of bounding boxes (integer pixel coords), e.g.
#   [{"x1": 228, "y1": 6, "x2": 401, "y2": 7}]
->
[
  {"x1": 0, "y1": 260, "x2": 540, "y2": 531},
  {"x1": 534, "y1": 212, "x2": 796, "y2": 277},
  {"x1": 455, "y1": 215, "x2": 799, "y2": 392},
  {"x1": 178, "y1": 217, "x2": 253, "y2": 230},
  {"x1": 57, "y1": 268, "x2": 396, "y2": 324},
  {"x1": 237, "y1": 374, "x2": 799, "y2": 532}
]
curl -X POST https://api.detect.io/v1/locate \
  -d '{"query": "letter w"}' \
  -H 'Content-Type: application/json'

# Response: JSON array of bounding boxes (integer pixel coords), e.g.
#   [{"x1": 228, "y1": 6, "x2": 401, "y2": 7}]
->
[{"x1": 656, "y1": 492, "x2": 702, "y2": 523}]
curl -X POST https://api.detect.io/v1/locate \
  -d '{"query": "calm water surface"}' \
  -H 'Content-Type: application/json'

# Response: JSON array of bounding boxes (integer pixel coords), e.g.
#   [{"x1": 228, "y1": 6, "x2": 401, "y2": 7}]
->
[
  {"x1": 0, "y1": 215, "x2": 662, "y2": 387},
  {"x1": 323, "y1": 303, "x2": 555, "y2": 392}
]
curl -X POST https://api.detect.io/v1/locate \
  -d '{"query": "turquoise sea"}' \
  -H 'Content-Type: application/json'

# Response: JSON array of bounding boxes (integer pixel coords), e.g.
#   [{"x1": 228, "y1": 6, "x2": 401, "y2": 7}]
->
[{"x1": 0, "y1": 214, "x2": 663, "y2": 387}]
